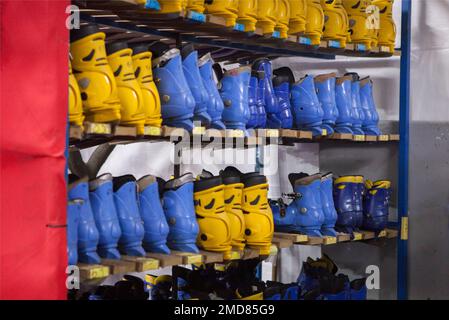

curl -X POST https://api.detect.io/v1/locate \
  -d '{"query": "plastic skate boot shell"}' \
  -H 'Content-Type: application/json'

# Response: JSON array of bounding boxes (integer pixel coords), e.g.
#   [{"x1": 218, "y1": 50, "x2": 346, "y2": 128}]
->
[
  {"x1": 291, "y1": 75, "x2": 324, "y2": 136},
  {"x1": 194, "y1": 174, "x2": 232, "y2": 259},
  {"x1": 198, "y1": 54, "x2": 226, "y2": 130},
  {"x1": 113, "y1": 175, "x2": 146, "y2": 256},
  {"x1": 131, "y1": 45, "x2": 162, "y2": 128},
  {"x1": 237, "y1": 0, "x2": 259, "y2": 32},
  {"x1": 254, "y1": 70, "x2": 267, "y2": 128},
  {"x1": 273, "y1": 74, "x2": 293, "y2": 129},
  {"x1": 253, "y1": 58, "x2": 281, "y2": 129},
  {"x1": 67, "y1": 200, "x2": 81, "y2": 265},
  {"x1": 68, "y1": 175, "x2": 101, "y2": 264},
  {"x1": 288, "y1": 173, "x2": 325, "y2": 237},
  {"x1": 334, "y1": 75, "x2": 354, "y2": 134},
  {"x1": 360, "y1": 77, "x2": 381, "y2": 136},
  {"x1": 89, "y1": 173, "x2": 122, "y2": 260},
  {"x1": 151, "y1": 44, "x2": 195, "y2": 131},
  {"x1": 162, "y1": 173, "x2": 200, "y2": 253},
  {"x1": 220, "y1": 167, "x2": 247, "y2": 250},
  {"x1": 256, "y1": 0, "x2": 279, "y2": 35},
  {"x1": 363, "y1": 180, "x2": 391, "y2": 231},
  {"x1": 276, "y1": 0, "x2": 291, "y2": 39},
  {"x1": 304, "y1": 0, "x2": 325, "y2": 45},
  {"x1": 186, "y1": 0, "x2": 206, "y2": 13},
  {"x1": 220, "y1": 66, "x2": 251, "y2": 131},
  {"x1": 288, "y1": 0, "x2": 307, "y2": 35},
  {"x1": 343, "y1": 0, "x2": 375, "y2": 50},
  {"x1": 271, "y1": 198, "x2": 296, "y2": 233},
  {"x1": 69, "y1": 59, "x2": 85, "y2": 127},
  {"x1": 372, "y1": 0, "x2": 396, "y2": 52},
  {"x1": 247, "y1": 71, "x2": 260, "y2": 129},
  {"x1": 155, "y1": 0, "x2": 187, "y2": 13},
  {"x1": 181, "y1": 45, "x2": 212, "y2": 127},
  {"x1": 205, "y1": 0, "x2": 239, "y2": 27},
  {"x1": 350, "y1": 278, "x2": 367, "y2": 300},
  {"x1": 106, "y1": 42, "x2": 146, "y2": 135},
  {"x1": 321, "y1": 0, "x2": 351, "y2": 47},
  {"x1": 314, "y1": 73, "x2": 339, "y2": 135},
  {"x1": 70, "y1": 25, "x2": 121, "y2": 123},
  {"x1": 320, "y1": 173, "x2": 338, "y2": 237},
  {"x1": 345, "y1": 73, "x2": 365, "y2": 135},
  {"x1": 138, "y1": 175, "x2": 171, "y2": 254},
  {"x1": 241, "y1": 173, "x2": 274, "y2": 255},
  {"x1": 333, "y1": 176, "x2": 359, "y2": 235}
]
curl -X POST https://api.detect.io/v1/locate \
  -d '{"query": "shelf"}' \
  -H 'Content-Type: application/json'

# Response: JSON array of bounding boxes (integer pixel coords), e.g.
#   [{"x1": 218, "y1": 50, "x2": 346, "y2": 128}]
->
[
  {"x1": 69, "y1": 125, "x2": 400, "y2": 150},
  {"x1": 75, "y1": 0, "x2": 395, "y2": 61}
]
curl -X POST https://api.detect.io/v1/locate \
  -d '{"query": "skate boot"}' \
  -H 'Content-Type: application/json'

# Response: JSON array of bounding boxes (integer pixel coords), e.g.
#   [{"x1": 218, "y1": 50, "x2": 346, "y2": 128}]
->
[
  {"x1": 205, "y1": 0, "x2": 239, "y2": 27},
  {"x1": 220, "y1": 167, "x2": 246, "y2": 251},
  {"x1": 150, "y1": 42, "x2": 195, "y2": 131},
  {"x1": 138, "y1": 175, "x2": 170, "y2": 254},
  {"x1": 241, "y1": 173, "x2": 274, "y2": 255},
  {"x1": 220, "y1": 66, "x2": 251, "y2": 131},
  {"x1": 273, "y1": 69, "x2": 294, "y2": 129},
  {"x1": 68, "y1": 175, "x2": 101, "y2": 264},
  {"x1": 350, "y1": 278, "x2": 367, "y2": 300},
  {"x1": 314, "y1": 73, "x2": 338, "y2": 135},
  {"x1": 70, "y1": 25, "x2": 121, "y2": 123},
  {"x1": 363, "y1": 180, "x2": 391, "y2": 231},
  {"x1": 256, "y1": 0, "x2": 279, "y2": 35},
  {"x1": 89, "y1": 173, "x2": 122, "y2": 260},
  {"x1": 67, "y1": 200, "x2": 82, "y2": 265},
  {"x1": 247, "y1": 70, "x2": 259, "y2": 129},
  {"x1": 353, "y1": 176, "x2": 365, "y2": 228},
  {"x1": 198, "y1": 54, "x2": 225, "y2": 130},
  {"x1": 360, "y1": 77, "x2": 381, "y2": 136},
  {"x1": 106, "y1": 42, "x2": 146, "y2": 135},
  {"x1": 253, "y1": 59, "x2": 281, "y2": 129},
  {"x1": 113, "y1": 175, "x2": 145, "y2": 256},
  {"x1": 333, "y1": 176, "x2": 359, "y2": 235},
  {"x1": 343, "y1": 0, "x2": 375, "y2": 50},
  {"x1": 345, "y1": 73, "x2": 365, "y2": 135},
  {"x1": 182, "y1": 45, "x2": 212, "y2": 127},
  {"x1": 320, "y1": 173, "x2": 338, "y2": 237},
  {"x1": 335, "y1": 75, "x2": 354, "y2": 134},
  {"x1": 372, "y1": 0, "x2": 396, "y2": 53},
  {"x1": 288, "y1": 173, "x2": 325, "y2": 236},
  {"x1": 304, "y1": 0, "x2": 325, "y2": 46},
  {"x1": 194, "y1": 172, "x2": 232, "y2": 260},
  {"x1": 186, "y1": 0, "x2": 206, "y2": 13},
  {"x1": 288, "y1": 0, "x2": 307, "y2": 35},
  {"x1": 320, "y1": 274, "x2": 350, "y2": 300},
  {"x1": 276, "y1": 0, "x2": 291, "y2": 39},
  {"x1": 155, "y1": 0, "x2": 186, "y2": 13},
  {"x1": 291, "y1": 75, "x2": 324, "y2": 136},
  {"x1": 131, "y1": 45, "x2": 162, "y2": 128},
  {"x1": 255, "y1": 70, "x2": 267, "y2": 128},
  {"x1": 237, "y1": 0, "x2": 258, "y2": 32},
  {"x1": 321, "y1": 0, "x2": 351, "y2": 48},
  {"x1": 162, "y1": 173, "x2": 199, "y2": 253},
  {"x1": 69, "y1": 59, "x2": 84, "y2": 128}
]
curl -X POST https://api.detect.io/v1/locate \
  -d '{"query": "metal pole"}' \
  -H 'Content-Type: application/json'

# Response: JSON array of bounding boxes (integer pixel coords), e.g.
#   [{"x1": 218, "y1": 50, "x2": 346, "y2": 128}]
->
[{"x1": 398, "y1": 0, "x2": 411, "y2": 300}]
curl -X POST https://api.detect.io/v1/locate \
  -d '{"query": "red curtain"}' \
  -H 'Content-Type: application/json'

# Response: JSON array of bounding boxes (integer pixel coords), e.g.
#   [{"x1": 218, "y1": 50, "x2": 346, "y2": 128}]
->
[{"x1": 0, "y1": 0, "x2": 69, "y2": 299}]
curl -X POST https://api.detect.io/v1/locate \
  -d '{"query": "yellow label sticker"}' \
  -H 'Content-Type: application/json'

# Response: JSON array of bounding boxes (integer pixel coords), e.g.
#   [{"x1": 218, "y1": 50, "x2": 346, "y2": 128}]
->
[
  {"x1": 144, "y1": 126, "x2": 162, "y2": 136},
  {"x1": 401, "y1": 217, "x2": 409, "y2": 240},
  {"x1": 321, "y1": 129, "x2": 328, "y2": 136},
  {"x1": 230, "y1": 251, "x2": 241, "y2": 260},
  {"x1": 193, "y1": 126, "x2": 206, "y2": 135},
  {"x1": 353, "y1": 232, "x2": 363, "y2": 241},
  {"x1": 378, "y1": 135, "x2": 389, "y2": 141},
  {"x1": 229, "y1": 130, "x2": 244, "y2": 138},
  {"x1": 214, "y1": 263, "x2": 226, "y2": 272},
  {"x1": 269, "y1": 244, "x2": 278, "y2": 256},
  {"x1": 90, "y1": 266, "x2": 109, "y2": 279},
  {"x1": 353, "y1": 135, "x2": 365, "y2": 141},
  {"x1": 90, "y1": 123, "x2": 111, "y2": 135},
  {"x1": 186, "y1": 254, "x2": 203, "y2": 265},
  {"x1": 296, "y1": 234, "x2": 308, "y2": 242},
  {"x1": 380, "y1": 46, "x2": 391, "y2": 52},
  {"x1": 323, "y1": 236, "x2": 337, "y2": 245},
  {"x1": 142, "y1": 259, "x2": 159, "y2": 271},
  {"x1": 378, "y1": 230, "x2": 387, "y2": 238}
]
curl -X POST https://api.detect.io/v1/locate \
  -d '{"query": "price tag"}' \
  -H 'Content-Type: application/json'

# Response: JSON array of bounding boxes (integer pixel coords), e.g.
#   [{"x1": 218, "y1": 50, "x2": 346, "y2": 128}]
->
[
  {"x1": 329, "y1": 40, "x2": 341, "y2": 48},
  {"x1": 272, "y1": 31, "x2": 281, "y2": 38},
  {"x1": 378, "y1": 135, "x2": 389, "y2": 141},
  {"x1": 353, "y1": 135, "x2": 365, "y2": 141},
  {"x1": 187, "y1": 11, "x2": 206, "y2": 22},
  {"x1": 299, "y1": 37, "x2": 312, "y2": 45},
  {"x1": 356, "y1": 44, "x2": 367, "y2": 51},
  {"x1": 144, "y1": 126, "x2": 162, "y2": 136},
  {"x1": 324, "y1": 236, "x2": 337, "y2": 245},
  {"x1": 234, "y1": 23, "x2": 244, "y2": 32},
  {"x1": 90, "y1": 123, "x2": 111, "y2": 135},
  {"x1": 353, "y1": 232, "x2": 363, "y2": 241}
]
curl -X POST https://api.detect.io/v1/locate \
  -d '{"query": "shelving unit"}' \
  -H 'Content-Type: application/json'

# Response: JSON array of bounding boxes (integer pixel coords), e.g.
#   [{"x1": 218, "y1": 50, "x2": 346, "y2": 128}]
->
[{"x1": 68, "y1": 0, "x2": 411, "y2": 300}]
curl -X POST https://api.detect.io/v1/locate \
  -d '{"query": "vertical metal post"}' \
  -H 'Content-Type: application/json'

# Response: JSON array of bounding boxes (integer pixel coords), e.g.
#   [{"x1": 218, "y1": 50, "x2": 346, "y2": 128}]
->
[{"x1": 398, "y1": 0, "x2": 411, "y2": 300}]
